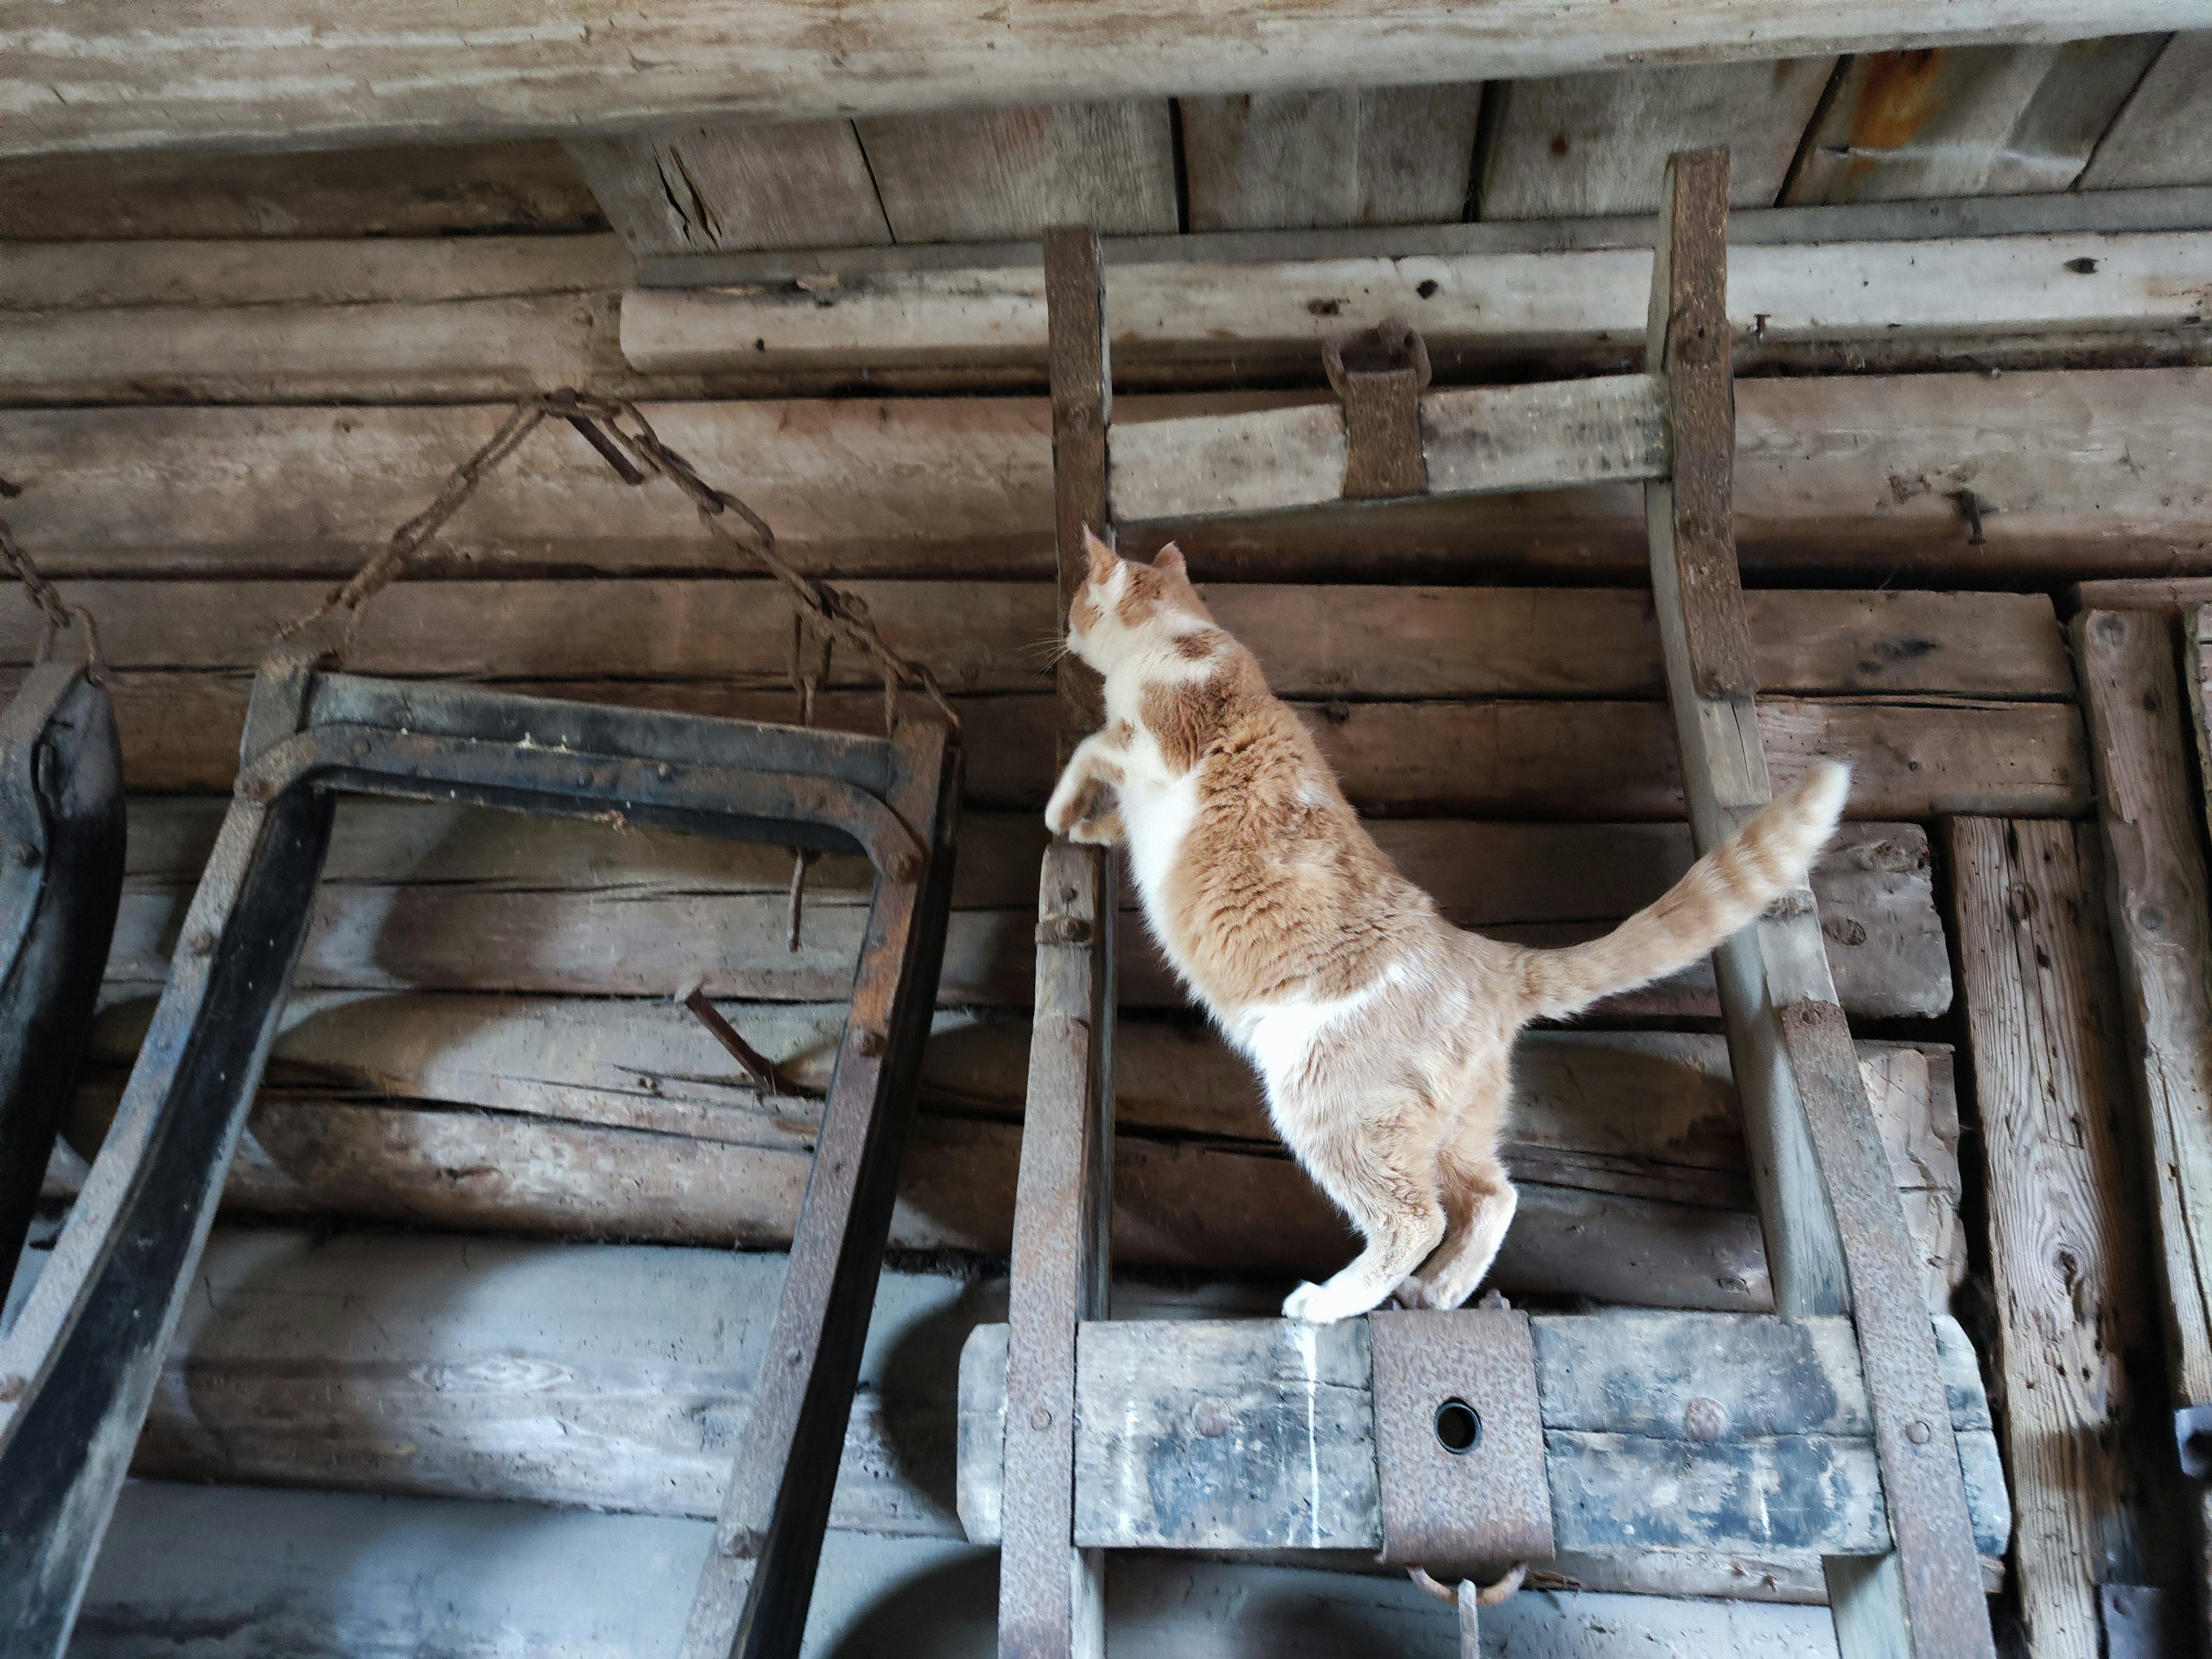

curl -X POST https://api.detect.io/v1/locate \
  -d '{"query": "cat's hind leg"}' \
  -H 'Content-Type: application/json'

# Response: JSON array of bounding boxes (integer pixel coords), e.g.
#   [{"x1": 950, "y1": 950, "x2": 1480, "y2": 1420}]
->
[
  {"x1": 1408, "y1": 1122, "x2": 1517, "y2": 1312},
  {"x1": 1281, "y1": 1100, "x2": 1448, "y2": 1325}
]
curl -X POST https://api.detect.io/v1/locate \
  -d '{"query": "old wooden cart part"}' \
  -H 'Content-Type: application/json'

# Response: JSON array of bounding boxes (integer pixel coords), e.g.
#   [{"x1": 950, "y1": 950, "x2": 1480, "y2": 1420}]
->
[
  {"x1": 0, "y1": 660, "x2": 124, "y2": 1300},
  {"x1": 0, "y1": 660, "x2": 960, "y2": 1659},
  {"x1": 991, "y1": 148, "x2": 2000, "y2": 1659},
  {"x1": 958, "y1": 1310, "x2": 2009, "y2": 1563}
]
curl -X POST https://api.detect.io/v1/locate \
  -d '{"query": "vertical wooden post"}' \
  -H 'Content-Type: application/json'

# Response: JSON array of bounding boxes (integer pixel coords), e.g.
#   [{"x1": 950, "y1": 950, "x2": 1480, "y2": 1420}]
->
[
  {"x1": 1946, "y1": 816, "x2": 2165, "y2": 1658},
  {"x1": 2074, "y1": 607, "x2": 2212, "y2": 1626},
  {"x1": 998, "y1": 225, "x2": 1116, "y2": 1659},
  {"x1": 1645, "y1": 148, "x2": 1994, "y2": 1659}
]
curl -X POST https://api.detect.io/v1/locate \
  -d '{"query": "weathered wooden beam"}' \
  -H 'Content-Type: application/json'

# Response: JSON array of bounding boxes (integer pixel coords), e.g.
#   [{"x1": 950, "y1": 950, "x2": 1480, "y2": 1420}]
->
[
  {"x1": 1107, "y1": 374, "x2": 1667, "y2": 524},
  {"x1": 0, "y1": 141, "x2": 605, "y2": 240},
  {"x1": 1644, "y1": 150, "x2": 1994, "y2": 1657},
  {"x1": 2073, "y1": 607, "x2": 2212, "y2": 1613},
  {"x1": 100, "y1": 800, "x2": 1953, "y2": 1019},
  {"x1": 998, "y1": 223, "x2": 1117, "y2": 1659},
  {"x1": 5, "y1": 667, "x2": 2084, "y2": 819},
  {"x1": 0, "y1": 581, "x2": 2075, "y2": 702},
  {"x1": 618, "y1": 231, "x2": 2212, "y2": 379},
  {"x1": 9, "y1": 5, "x2": 2199, "y2": 161},
  {"x1": 1945, "y1": 817, "x2": 2171, "y2": 1657},
  {"x1": 2078, "y1": 31, "x2": 2212, "y2": 191},
  {"x1": 3, "y1": 377, "x2": 2206, "y2": 584},
  {"x1": 954, "y1": 1314, "x2": 2008, "y2": 1560}
]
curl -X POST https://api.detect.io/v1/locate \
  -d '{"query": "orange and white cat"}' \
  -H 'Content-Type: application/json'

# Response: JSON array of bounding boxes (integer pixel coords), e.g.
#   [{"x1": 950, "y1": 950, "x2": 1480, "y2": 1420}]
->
[{"x1": 1046, "y1": 532, "x2": 1849, "y2": 1324}]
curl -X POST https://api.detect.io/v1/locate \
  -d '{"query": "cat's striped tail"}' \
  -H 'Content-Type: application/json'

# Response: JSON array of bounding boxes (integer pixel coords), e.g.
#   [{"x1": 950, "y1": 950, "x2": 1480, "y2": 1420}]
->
[{"x1": 1513, "y1": 760, "x2": 1851, "y2": 1022}]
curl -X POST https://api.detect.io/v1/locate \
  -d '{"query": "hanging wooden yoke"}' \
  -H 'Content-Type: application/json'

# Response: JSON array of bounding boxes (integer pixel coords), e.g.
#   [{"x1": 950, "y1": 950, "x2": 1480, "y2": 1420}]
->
[
  {"x1": 0, "y1": 408, "x2": 963, "y2": 1659},
  {"x1": 984, "y1": 150, "x2": 2003, "y2": 1659},
  {"x1": 0, "y1": 521, "x2": 124, "y2": 1302}
]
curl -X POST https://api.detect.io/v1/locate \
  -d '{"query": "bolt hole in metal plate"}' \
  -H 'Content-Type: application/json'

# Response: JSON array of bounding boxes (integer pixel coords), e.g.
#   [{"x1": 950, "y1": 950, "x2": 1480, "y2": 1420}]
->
[
  {"x1": 1434, "y1": 1399, "x2": 1482, "y2": 1455},
  {"x1": 1370, "y1": 1309, "x2": 1553, "y2": 1575}
]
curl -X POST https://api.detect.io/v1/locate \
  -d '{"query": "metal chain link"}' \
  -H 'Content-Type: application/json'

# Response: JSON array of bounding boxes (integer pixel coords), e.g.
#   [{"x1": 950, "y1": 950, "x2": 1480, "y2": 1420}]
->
[
  {"x1": 279, "y1": 389, "x2": 959, "y2": 732},
  {"x1": 1, "y1": 513, "x2": 104, "y2": 681}
]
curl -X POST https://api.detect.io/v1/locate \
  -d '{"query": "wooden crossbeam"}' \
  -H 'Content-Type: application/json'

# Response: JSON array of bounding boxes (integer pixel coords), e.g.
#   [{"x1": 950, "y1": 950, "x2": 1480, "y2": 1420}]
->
[
  {"x1": 7, "y1": 5, "x2": 2199, "y2": 161},
  {"x1": 955, "y1": 1314, "x2": 2010, "y2": 1563}
]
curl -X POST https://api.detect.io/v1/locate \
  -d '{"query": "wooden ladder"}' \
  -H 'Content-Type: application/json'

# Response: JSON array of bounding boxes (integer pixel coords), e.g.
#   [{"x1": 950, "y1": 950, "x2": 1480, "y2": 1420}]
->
[{"x1": 987, "y1": 149, "x2": 1999, "y2": 1659}]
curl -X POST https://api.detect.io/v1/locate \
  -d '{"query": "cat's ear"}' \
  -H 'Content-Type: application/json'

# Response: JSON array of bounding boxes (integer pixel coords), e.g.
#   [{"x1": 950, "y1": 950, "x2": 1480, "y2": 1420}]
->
[
  {"x1": 1083, "y1": 527, "x2": 1119, "y2": 585},
  {"x1": 1152, "y1": 543, "x2": 1187, "y2": 578}
]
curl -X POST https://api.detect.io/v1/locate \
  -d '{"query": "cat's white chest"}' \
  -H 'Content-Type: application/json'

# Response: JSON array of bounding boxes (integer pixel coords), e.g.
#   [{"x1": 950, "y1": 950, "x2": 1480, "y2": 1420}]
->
[{"x1": 1119, "y1": 765, "x2": 1198, "y2": 921}]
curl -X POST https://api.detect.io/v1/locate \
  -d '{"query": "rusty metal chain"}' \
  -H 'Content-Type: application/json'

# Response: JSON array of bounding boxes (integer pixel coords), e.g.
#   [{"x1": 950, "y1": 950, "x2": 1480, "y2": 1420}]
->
[
  {"x1": 279, "y1": 389, "x2": 959, "y2": 733},
  {"x1": 1, "y1": 513, "x2": 104, "y2": 682}
]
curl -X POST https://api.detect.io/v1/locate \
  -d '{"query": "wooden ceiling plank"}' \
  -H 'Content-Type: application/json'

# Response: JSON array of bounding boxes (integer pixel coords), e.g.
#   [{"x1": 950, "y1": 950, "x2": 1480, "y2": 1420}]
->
[
  {"x1": 1179, "y1": 86, "x2": 1483, "y2": 232},
  {"x1": 1786, "y1": 37, "x2": 2165, "y2": 203},
  {"x1": 563, "y1": 121, "x2": 890, "y2": 256},
  {"x1": 2079, "y1": 31, "x2": 2212, "y2": 190},
  {"x1": 1478, "y1": 59, "x2": 1836, "y2": 220},
  {"x1": 854, "y1": 102, "x2": 1178, "y2": 244}
]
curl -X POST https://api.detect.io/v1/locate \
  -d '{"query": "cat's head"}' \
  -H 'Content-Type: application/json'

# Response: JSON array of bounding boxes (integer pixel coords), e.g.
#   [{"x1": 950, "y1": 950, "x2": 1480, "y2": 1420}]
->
[{"x1": 1066, "y1": 529, "x2": 1214, "y2": 676}]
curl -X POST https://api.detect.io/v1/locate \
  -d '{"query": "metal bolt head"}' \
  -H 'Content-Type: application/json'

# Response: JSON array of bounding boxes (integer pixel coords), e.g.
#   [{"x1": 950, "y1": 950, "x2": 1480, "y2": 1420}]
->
[
  {"x1": 237, "y1": 775, "x2": 275, "y2": 804},
  {"x1": 1031, "y1": 1406, "x2": 1052, "y2": 1431},
  {"x1": 1192, "y1": 1400, "x2": 1233, "y2": 1438},
  {"x1": 187, "y1": 928, "x2": 218, "y2": 957},
  {"x1": 855, "y1": 1029, "x2": 887, "y2": 1059},
  {"x1": 1684, "y1": 1396, "x2": 1729, "y2": 1442},
  {"x1": 1907, "y1": 1419, "x2": 1933, "y2": 1446}
]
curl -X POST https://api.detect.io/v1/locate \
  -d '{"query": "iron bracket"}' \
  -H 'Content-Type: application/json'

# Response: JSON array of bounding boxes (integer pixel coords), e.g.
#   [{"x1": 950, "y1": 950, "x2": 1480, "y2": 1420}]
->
[{"x1": 1371, "y1": 1308, "x2": 1554, "y2": 1576}]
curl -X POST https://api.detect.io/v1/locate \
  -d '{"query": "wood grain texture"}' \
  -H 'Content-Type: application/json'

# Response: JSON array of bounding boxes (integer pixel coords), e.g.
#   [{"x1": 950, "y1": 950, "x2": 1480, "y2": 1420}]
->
[
  {"x1": 1478, "y1": 59, "x2": 1835, "y2": 220},
  {"x1": 1946, "y1": 817, "x2": 2158, "y2": 1658},
  {"x1": 857, "y1": 103, "x2": 1178, "y2": 244},
  {"x1": 1178, "y1": 87, "x2": 1484, "y2": 231},
  {"x1": 2078, "y1": 32, "x2": 2212, "y2": 190},
  {"x1": 618, "y1": 232, "x2": 2212, "y2": 378},
  {"x1": 1786, "y1": 40, "x2": 2163, "y2": 202},
  {"x1": 956, "y1": 1314, "x2": 2006, "y2": 1557},
  {"x1": 2074, "y1": 611, "x2": 2212, "y2": 1411},
  {"x1": 5, "y1": 374, "x2": 2210, "y2": 587},
  {"x1": 0, "y1": 141, "x2": 604, "y2": 240},
  {"x1": 16, "y1": 2, "x2": 2198, "y2": 161},
  {"x1": 564, "y1": 122, "x2": 889, "y2": 255}
]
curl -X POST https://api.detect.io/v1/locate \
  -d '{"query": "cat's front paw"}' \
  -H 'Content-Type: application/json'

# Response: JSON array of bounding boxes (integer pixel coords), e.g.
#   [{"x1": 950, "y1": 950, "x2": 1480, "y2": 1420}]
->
[
  {"x1": 1065, "y1": 808, "x2": 1123, "y2": 846},
  {"x1": 1283, "y1": 1279, "x2": 1376, "y2": 1324},
  {"x1": 1043, "y1": 770, "x2": 1092, "y2": 838}
]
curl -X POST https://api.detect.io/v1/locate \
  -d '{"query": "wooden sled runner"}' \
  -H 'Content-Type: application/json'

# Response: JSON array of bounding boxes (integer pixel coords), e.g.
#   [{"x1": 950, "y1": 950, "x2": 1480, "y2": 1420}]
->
[
  {"x1": 973, "y1": 149, "x2": 2005, "y2": 1659},
  {"x1": 0, "y1": 441, "x2": 962, "y2": 1659}
]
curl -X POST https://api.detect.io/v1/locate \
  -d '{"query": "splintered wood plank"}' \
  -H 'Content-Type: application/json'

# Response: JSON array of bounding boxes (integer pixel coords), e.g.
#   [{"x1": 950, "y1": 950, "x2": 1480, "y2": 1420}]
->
[
  {"x1": 1177, "y1": 87, "x2": 1484, "y2": 231},
  {"x1": 1477, "y1": 59, "x2": 1835, "y2": 221},
  {"x1": 1786, "y1": 40, "x2": 2164, "y2": 202},
  {"x1": 0, "y1": 142, "x2": 604, "y2": 240},
  {"x1": 2074, "y1": 608, "x2": 2212, "y2": 1604},
  {"x1": 1946, "y1": 817, "x2": 2159, "y2": 1659},
  {"x1": 857, "y1": 103, "x2": 1177, "y2": 244},
  {"x1": 2080, "y1": 32, "x2": 2212, "y2": 190},
  {"x1": 563, "y1": 122, "x2": 889, "y2": 255}
]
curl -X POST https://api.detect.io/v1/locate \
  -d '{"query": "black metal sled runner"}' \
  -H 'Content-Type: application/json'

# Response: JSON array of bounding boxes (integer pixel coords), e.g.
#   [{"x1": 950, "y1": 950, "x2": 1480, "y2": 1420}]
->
[
  {"x1": 0, "y1": 646, "x2": 960, "y2": 1659},
  {"x1": 0, "y1": 659, "x2": 125, "y2": 1298}
]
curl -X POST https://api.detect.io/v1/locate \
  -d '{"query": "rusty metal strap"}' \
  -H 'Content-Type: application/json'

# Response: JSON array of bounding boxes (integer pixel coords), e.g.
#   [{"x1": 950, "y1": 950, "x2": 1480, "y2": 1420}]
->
[
  {"x1": 1777, "y1": 999, "x2": 1997, "y2": 1659},
  {"x1": 1324, "y1": 322, "x2": 1431, "y2": 501},
  {"x1": 1371, "y1": 1308, "x2": 1552, "y2": 1575}
]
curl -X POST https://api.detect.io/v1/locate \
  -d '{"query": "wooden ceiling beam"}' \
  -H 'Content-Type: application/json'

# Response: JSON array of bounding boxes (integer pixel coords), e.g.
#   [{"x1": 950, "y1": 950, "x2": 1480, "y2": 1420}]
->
[{"x1": 5, "y1": 1, "x2": 2205, "y2": 161}]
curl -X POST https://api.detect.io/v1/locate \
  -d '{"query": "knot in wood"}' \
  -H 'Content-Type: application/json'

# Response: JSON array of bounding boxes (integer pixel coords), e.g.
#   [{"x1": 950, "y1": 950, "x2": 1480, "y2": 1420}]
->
[
  {"x1": 1683, "y1": 1396, "x2": 1729, "y2": 1442},
  {"x1": 1036, "y1": 914, "x2": 1092, "y2": 945}
]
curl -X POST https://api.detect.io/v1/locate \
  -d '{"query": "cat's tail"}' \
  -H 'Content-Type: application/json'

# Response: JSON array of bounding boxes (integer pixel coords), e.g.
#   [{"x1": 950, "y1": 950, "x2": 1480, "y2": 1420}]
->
[{"x1": 1512, "y1": 760, "x2": 1851, "y2": 1022}]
